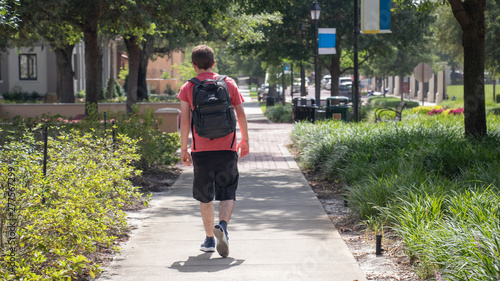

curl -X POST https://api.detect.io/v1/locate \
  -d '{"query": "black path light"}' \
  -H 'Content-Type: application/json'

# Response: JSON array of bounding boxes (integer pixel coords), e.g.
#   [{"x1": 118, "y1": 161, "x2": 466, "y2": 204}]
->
[{"x1": 310, "y1": 0, "x2": 321, "y2": 104}]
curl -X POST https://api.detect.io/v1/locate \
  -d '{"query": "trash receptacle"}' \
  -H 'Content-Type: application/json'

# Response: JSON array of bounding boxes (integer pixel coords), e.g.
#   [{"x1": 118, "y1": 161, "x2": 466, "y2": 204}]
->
[
  {"x1": 292, "y1": 97, "x2": 317, "y2": 122},
  {"x1": 326, "y1": 96, "x2": 350, "y2": 122},
  {"x1": 266, "y1": 97, "x2": 275, "y2": 107}
]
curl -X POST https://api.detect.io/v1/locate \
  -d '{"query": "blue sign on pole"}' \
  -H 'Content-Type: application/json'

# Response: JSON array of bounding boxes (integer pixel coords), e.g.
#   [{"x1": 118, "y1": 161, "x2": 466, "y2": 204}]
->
[{"x1": 318, "y1": 28, "x2": 336, "y2": 55}]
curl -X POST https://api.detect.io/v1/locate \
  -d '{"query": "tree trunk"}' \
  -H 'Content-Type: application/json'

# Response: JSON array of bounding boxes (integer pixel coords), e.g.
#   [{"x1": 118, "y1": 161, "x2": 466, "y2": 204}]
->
[
  {"x1": 107, "y1": 40, "x2": 115, "y2": 99},
  {"x1": 124, "y1": 36, "x2": 140, "y2": 113},
  {"x1": 449, "y1": 0, "x2": 487, "y2": 137},
  {"x1": 83, "y1": 19, "x2": 100, "y2": 115},
  {"x1": 97, "y1": 38, "x2": 104, "y2": 100},
  {"x1": 52, "y1": 44, "x2": 75, "y2": 103},
  {"x1": 138, "y1": 39, "x2": 154, "y2": 101},
  {"x1": 328, "y1": 56, "x2": 341, "y2": 97}
]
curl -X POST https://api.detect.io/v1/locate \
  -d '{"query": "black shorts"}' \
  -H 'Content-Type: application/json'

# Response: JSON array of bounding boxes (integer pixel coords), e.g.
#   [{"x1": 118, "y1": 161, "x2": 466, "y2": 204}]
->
[{"x1": 191, "y1": 150, "x2": 239, "y2": 203}]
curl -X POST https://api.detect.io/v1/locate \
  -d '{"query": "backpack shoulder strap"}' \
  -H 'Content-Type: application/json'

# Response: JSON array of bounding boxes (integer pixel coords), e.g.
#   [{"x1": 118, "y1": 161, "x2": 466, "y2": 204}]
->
[
  {"x1": 215, "y1": 75, "x2": 227, "y2": 82},
  {"x1": 216, "y1": 75, "x2": 236, "y2": 147},
  {"x1": 215, "y1": 75, "x2": 231, "y2": 102},
  {"x1": 189, "y1": 78, "x2": 201, "y2": 150},
  {"x1": 189, "y1": 77, "x2": 202, "y2": 86}
]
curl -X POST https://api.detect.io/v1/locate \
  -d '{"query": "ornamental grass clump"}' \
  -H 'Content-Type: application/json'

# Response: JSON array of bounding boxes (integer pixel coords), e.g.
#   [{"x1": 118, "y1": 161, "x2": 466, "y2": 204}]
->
[
  {"x1": 0, "y1": 129, "x2": 145, "y2": 280},
  {"x1": 290, "y1": 112, "x2": 500, "y2": 279}
]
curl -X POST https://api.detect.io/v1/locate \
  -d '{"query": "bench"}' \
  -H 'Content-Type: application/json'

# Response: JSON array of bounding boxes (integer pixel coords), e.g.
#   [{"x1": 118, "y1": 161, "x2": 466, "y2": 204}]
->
[{"x1": 375, "y1": 101, "x2": 406, "y2": 122}]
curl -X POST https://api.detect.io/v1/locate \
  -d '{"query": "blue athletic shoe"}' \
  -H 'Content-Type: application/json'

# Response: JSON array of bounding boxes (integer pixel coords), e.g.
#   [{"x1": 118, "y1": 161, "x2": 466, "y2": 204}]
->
[
  {"x1": 214, "y1": 225, "x2": 229, "y2": 258},
  {"x1": 200, "y1": 237, "x2": 215, "y2": 252}
]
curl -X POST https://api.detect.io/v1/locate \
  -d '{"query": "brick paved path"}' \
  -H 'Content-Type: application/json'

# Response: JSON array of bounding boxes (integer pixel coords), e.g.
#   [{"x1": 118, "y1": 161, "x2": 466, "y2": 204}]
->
[{"x1": 237, "y1": 102, "x2": 295, "y2": 171}]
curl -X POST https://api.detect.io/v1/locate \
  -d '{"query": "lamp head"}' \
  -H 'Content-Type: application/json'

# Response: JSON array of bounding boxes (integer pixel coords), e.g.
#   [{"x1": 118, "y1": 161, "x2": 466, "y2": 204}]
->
[{"x1": 310, "y1": 0, "x2": 321, "y2": 21}]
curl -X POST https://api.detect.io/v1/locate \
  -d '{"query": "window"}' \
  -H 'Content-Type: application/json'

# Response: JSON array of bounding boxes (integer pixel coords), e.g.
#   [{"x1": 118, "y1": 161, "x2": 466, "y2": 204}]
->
[{"x1": 19, "y1": 54, "x2": 37, "y2": 80}]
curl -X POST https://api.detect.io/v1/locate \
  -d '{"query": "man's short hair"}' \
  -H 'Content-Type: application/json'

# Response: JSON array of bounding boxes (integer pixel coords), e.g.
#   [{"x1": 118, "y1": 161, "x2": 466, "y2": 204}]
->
[{"x1": 192, "y1": 45, "x2": 214, "y2": 70}]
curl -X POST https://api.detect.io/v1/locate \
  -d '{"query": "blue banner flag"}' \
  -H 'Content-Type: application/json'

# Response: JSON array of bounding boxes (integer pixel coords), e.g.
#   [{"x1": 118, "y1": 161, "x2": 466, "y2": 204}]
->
[
  {"x1": 361, "y1": 0, "x2": 391, "y2": 34},
  {"x1": 318, "y1": 28, "x2": 336, "y2": 55}
]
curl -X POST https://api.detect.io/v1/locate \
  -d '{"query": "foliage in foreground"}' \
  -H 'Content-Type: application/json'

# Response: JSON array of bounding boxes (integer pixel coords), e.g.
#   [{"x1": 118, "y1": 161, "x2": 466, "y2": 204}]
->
[
  {"x1": 0, "y1": 129, "x2": 145, "y2": 280},
  {"x1": 290, "y1": 111, "x2": 500, "y2": 280}
]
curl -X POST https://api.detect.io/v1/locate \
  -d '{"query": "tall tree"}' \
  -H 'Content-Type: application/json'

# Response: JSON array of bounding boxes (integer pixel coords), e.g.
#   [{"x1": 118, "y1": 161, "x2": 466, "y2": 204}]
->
[
  {"x1": 396, "y1": 0, "x2": 488, "y2": 137},
  {"x1": 117, "y1": 0, "x2": 235, "y2": 112}
]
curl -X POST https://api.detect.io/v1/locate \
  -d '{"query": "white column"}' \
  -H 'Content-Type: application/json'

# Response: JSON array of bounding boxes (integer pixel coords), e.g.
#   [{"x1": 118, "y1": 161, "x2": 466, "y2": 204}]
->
[
  {"x1": 394, "y1": 76, "x2": 400, "y2": 96},
  {"x1": 410, "y1": 75, "x2": 416, "y2": 99},
  {"x1": 427, "y1": 74, "x2": 435, "y2": 103},
  {"x1": 436, "y1": 70, "x2": 445, "y2": 103},
  {"x1": 418, "y1": 81, "x2": 424, "y2": 103},
  {"x1": 388, "y1": 76, "x2": 394, "y2": 95}
]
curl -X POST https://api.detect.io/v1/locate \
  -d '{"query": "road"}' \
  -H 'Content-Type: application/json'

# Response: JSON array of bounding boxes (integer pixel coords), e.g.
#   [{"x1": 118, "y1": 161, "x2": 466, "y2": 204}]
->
[{"x1": 282, "y1": 85, "x2": 332, "y2": 104}]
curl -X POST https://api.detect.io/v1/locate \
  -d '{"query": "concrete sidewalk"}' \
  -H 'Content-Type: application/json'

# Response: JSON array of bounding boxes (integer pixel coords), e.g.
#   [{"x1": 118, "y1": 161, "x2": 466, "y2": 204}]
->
[{"x1": 97, "y1": 85, "x2": 367, "y2": 281}]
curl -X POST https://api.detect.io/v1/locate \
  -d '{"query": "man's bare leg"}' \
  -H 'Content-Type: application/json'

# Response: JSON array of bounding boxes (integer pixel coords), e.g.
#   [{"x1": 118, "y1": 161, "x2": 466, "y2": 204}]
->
[
  {"x1": 200, "y1": 201, "x2": 214, "y2": 237},
  {"x1": 219, "y1": 200, "x2": 234, "y2": 223},
  {"x1": 214, "y1": 200, "x2": 234, "y2": 258}
]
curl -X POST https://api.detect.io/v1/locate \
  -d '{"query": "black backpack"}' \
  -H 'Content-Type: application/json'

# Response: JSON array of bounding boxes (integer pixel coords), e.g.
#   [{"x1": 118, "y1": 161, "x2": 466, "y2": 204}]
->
[{"x1": 189, "y1": 75, "x2": 236, "y2": 149}]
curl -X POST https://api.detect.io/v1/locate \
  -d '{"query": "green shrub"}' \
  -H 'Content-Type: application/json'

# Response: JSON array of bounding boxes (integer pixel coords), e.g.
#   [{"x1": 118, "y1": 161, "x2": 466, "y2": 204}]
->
[
  {"x1": 488, "y1": 107, "x2": 500, "y2": 115},
  {"x1": 2, "y1": 89, "x2": 42, "y2": 103},
  {"x1": 148, "y1": 94, "x2": 179, "y2": 102},
  {"x1": 76, "y1": 107, "x2": 181, "y2": 170},
  {"x1": 0, "y1": 129, "x2": 144, "y2": 279},
  {"x1": 367, "y1": 96, "x2": 419, "y2": 109},
  {"x1": 264, "y1": 104, "x2": 292, "y2": 123},
  {"x1": 164, "y1": 84, "x2": 176, "y2": 95},
  {"x1": 2, "y1": 107, "x2": 181, "y2": 171},
  {"x1": 411, "y1": 105, "x2": 444, "y2": 114},
  {"x1": 76, "y1": 89, "x2": 85, "y2": 99},
  {"x1": 161, "y1": 72, "x2": 171, "y2": 79}
]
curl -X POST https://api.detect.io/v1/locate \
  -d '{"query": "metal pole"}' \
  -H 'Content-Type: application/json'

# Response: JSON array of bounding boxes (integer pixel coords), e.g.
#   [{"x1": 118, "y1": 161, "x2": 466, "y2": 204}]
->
[
  {"x1": 301, "y1": 61, "x2": 306, "y2": 96},
  {"x1": 314, "y1": 20, "x2": 320, "y2": 105},
  {"x1": 43, "y1": 126, "x2": 48, "y2": 177},
  {"x1": 291, "y1": 63, "x2": 294, "y2": 100},
  {"x1": 353, "y1": 0, "x2": 360, "y2": 122},
  {"x1": 282, "y1": 65, "x2": 286, "y2": 105},
  {"x1": 112, "y1": 120, "x2": 116, "y2": 148}
]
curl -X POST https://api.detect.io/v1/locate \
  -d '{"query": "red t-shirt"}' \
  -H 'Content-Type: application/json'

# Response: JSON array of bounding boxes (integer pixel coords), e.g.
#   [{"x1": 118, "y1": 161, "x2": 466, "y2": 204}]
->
[{"x1": 177, "y1": 72, "x2": 245, "y2": 152}]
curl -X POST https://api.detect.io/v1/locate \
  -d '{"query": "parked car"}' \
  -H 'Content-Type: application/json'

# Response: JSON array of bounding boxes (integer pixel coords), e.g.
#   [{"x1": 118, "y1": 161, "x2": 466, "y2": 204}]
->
[
  {"x1": 338, "y1": 82, "x2": 362, "y2": 101},
  {"x1": 257, "y1": 83, "x2": 269, "y2": 101},
  {"x1": 338, "y1": 82, "x2": 352, "y2": 97},
  {"x1": 325, "y1": 76, "x2": 352, "y2": 91},
  {"x1": 339, "y1": 77, "x2": 352, "y2": 84},
  {"x1": 292, "y1": 78, "x2": 308, "y2": 93},
  {"x1": 321, "y1": 75, "x2": 331, "y2": 89}
]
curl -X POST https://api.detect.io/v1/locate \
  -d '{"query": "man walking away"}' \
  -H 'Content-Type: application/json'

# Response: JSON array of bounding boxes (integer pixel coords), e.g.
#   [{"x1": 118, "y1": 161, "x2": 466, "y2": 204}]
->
[{"x1": 177, "y1": 45, "x2": 249, "y2": 258}]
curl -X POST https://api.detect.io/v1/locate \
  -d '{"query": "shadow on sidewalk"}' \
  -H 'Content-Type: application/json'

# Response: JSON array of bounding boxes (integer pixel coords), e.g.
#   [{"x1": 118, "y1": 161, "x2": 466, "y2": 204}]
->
[{"x1": 169, "y1": 252, "x2": 245, "y2": 273}]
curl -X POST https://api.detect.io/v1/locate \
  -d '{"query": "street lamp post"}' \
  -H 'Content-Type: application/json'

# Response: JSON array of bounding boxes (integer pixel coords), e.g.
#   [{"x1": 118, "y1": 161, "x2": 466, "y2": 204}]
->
[
  {"x1": 353, "y1": 0, "x2": 360, "y2": 122},
  {"x1": 310, "y1": 1, "x2": 321, "y2": 105}
]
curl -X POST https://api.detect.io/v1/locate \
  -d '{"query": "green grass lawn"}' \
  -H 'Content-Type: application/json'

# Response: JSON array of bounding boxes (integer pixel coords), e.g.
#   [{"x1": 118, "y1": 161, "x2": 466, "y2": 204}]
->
[
  {"x1": 447, "y1": 84, "x2": 500, "y2": 102},
  {"x1": 442, "y1": 84, "x2": 500, "y2": 109}
]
